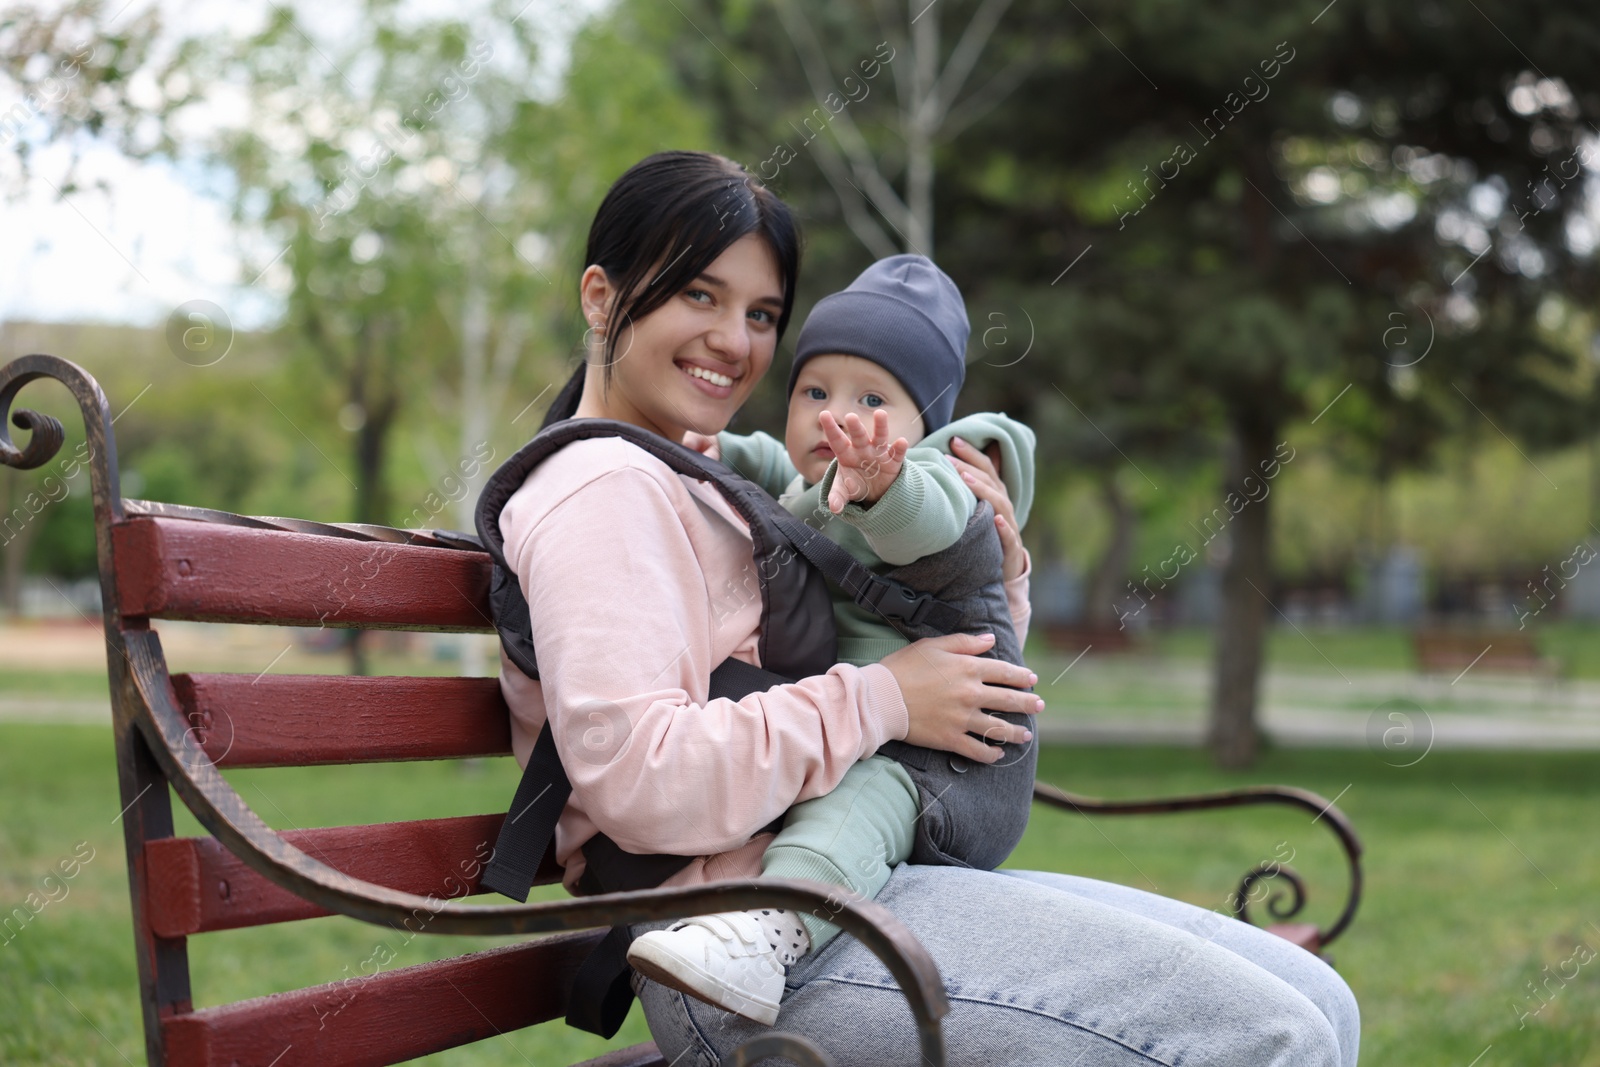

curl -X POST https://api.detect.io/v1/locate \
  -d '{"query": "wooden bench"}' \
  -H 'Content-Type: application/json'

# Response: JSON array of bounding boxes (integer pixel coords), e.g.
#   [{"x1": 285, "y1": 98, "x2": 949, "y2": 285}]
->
[
  {"x1": 1413, "y1": 630, "x2": 1560, "y2": 679},
  {"x1": 1, "y1": 355, "x2": 1364, "y2": 1066},
  {"x1": 1039, "y1": 622, "x2": 1140, "y2": 655}
]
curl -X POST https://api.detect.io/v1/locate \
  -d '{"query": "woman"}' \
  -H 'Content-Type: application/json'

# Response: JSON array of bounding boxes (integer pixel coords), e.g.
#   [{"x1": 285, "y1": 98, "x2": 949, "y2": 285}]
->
[{"x1": 493, "y1": 151, "x2": 1359, "y2": 1065}]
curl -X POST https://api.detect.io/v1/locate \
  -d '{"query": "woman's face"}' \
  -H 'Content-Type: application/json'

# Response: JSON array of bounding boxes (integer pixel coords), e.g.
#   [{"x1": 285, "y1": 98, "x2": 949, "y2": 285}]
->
[{"x1": 578, "y1": 233, "x2": 785, "y2": 443}]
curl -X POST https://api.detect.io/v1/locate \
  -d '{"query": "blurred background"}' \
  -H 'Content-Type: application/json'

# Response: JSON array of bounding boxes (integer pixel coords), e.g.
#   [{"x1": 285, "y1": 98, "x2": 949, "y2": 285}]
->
[{"x1": 3, "y1": 0, "x2": 1600, "y2": 1063}]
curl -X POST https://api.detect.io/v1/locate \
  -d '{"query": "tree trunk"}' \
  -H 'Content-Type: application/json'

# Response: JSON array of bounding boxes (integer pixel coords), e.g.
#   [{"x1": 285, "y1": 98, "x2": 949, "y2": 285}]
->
[
  {"x1": 455, "y1": 274, "x2": 492, "y2": 678},
  {"x1": 1207, "y1": 415, "x2": 1278, "y2": 769},
  {"x1": 343, "y1": 320, "x2": 399, "y2": 678},
  {"x1": 1589, "y1": 431, "x2": 1600, "y2": 532},
  {"x1": 905, "y1": 3, "x2": 938, "y2": 255},
  {"x1": 1085, "y1": 473, "x2": 1137, "y2": 625}
]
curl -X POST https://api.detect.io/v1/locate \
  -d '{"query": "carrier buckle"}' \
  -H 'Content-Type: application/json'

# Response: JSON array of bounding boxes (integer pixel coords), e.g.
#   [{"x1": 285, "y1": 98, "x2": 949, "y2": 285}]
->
[{"x1": 854, "y1": 577, "x2": 935, "y2": 626}]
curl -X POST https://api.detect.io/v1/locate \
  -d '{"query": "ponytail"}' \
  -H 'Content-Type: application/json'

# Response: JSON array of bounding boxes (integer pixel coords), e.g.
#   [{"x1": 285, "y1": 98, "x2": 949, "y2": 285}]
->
[{"x1": 540, "y1": 363, "x2": 586, "y2": 430}]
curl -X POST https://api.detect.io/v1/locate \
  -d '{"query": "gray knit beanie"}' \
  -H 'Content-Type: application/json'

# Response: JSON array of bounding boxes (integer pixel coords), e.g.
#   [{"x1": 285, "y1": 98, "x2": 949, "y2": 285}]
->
[{"x1": 787, "y1": 254, "x2": 969, "y2": 433}]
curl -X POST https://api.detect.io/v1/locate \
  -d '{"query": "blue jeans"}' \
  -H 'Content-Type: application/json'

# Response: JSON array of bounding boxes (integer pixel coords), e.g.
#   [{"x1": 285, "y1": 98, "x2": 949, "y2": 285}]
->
[{"x1": 633, "y1": 864, "x2": 1359, "y2": 1065}]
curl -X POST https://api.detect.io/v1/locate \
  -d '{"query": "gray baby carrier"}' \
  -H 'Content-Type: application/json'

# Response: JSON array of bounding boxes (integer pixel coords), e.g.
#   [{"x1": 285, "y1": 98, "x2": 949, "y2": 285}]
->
[{"x1": 473, "y1": 417, "x2": 1035, "y2": 1035}]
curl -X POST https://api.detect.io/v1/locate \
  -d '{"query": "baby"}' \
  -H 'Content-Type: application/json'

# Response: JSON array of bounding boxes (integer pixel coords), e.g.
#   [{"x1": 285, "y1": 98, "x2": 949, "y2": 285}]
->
[{"x1": 627, "y1": 254, "x2": 1035, "y2": 1025}]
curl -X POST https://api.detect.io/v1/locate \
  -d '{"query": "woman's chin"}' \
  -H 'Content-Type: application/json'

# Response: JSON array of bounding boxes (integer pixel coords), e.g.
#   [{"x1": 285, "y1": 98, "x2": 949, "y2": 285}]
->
[
  {"x1": 677, "y1": 405, "x2": 735, "y2": 439},
  {"x1": 673, "y1": 390, "x2": 744, "y2": 435}
]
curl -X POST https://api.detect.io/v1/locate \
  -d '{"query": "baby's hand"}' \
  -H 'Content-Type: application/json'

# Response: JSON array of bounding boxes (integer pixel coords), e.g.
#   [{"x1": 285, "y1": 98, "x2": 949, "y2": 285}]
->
[
  {"x1": 681, "y1": 431, "x2": 721, "y2": 461},
  {"x1": 823, "y1": 410, "x2": 908, "y2": 513}
]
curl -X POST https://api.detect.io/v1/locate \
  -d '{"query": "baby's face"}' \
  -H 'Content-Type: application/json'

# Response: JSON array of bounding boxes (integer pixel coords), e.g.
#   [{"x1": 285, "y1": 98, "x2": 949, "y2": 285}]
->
[{"x1": 785, "y1": 353, "x2": 927, "y2": 484}]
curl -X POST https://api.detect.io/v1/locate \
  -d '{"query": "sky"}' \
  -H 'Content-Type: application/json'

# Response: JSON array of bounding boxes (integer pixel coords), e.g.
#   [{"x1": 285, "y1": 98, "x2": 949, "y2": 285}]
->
[{"x1": 0, "y1": 0, "x2": 609, "y2": 330}]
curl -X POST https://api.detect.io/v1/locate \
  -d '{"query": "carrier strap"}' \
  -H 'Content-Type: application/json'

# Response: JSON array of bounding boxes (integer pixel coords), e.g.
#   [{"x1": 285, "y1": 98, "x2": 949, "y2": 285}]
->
[
  {"x1": 767, "y1": 507, "x2": 966, "y2": 633},
  {"x1": 565, "y1": 925, "x2": 639, "y2": 1039},
  {"x1": 478, "y1": 723, "x2": 570, "y2": 902},
  {"x1": 480, "y1": 657, "x2": 793, "y2": 904}
]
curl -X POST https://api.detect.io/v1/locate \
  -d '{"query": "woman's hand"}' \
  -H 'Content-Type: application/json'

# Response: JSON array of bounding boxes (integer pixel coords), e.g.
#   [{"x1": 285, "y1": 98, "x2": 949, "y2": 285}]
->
[
  {"x1": 880, "y1": 632, "x2": 1041, "y2": 763},
  {"x1": 949, "y1": 436, "x2": 1027, "y2": 582}
]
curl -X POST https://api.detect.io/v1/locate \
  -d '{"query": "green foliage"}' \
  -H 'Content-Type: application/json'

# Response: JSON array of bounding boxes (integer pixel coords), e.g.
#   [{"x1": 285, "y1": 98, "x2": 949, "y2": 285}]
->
[
  {"x1": 662, "y1": 0, "x2": 1600, "y2": 525},
  {"x1": 5, "y1": 0, "x2": 1598, "y2": 590}
]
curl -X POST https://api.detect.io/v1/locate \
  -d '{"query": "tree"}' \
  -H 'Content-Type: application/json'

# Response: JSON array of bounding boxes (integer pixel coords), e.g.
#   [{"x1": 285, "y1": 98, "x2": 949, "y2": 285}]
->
[
  {"x1": 673, "y1": 0, "x2": 1600, "y2": 766},
  {"x1": 952, "y1": 0, "x2": 1598, "y2": 765}
]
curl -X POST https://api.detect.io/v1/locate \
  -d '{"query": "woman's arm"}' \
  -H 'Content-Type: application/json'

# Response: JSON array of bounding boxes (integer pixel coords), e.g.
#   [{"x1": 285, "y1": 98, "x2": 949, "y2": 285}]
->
[
  {"x1": 1005, "y1": 551, "x2": 1033, "y2": 649},
  {"x1": 948, "y1": 434, "x2": 1034, "y2": 647},
  {"x1": 505, "y1": 461, "x2": 908, "y2": 857}
]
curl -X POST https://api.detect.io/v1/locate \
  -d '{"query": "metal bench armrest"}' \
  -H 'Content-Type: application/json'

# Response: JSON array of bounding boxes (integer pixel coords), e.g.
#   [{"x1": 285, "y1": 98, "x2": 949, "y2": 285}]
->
[{"x1": 1032, "y1": 780, "x2": 1364, "y2": 949}]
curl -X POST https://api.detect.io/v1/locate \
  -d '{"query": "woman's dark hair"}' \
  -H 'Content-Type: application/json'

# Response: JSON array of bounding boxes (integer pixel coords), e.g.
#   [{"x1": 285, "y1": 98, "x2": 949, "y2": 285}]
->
[{"x1": 540, "y1": 151, "x2": 801, "y2": 429}]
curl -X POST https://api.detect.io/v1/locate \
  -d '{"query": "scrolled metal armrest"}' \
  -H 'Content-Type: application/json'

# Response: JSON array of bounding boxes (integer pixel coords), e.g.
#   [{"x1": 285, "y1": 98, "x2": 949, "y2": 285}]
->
[
  {"x1": 1, "y1": 354, "x2": 121, "y2": 512},
  {"x1": 1033, "y1": 780, "x2": 1364, "y2": 948},
  {"x1": 123, "y1": 629, "x2": 947, "y2": 1063}
]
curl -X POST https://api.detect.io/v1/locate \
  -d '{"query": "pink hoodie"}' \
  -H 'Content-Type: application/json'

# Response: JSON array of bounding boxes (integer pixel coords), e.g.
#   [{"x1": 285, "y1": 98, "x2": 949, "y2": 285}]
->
[{"x1": 495, "y1": 434, "x2": 1032, "y2": 893}]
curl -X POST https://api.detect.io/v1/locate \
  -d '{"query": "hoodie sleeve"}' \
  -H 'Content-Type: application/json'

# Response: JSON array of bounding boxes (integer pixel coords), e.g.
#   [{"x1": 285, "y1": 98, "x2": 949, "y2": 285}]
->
[
  {"x1": 816, "y1": 447, "x2": 977, "y2": 566},
  {"x1": 715, "y1": 430, "x2": 800, "y2": 498},
  {"x1": 917, "y1": 412, "x2": 1037, "y2": 530}
]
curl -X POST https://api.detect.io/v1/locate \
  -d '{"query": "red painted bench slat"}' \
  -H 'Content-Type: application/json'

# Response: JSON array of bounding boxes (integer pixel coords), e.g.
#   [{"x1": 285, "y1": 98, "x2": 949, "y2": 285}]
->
[
  {"x1": 170, "y1": 673, "x2": 513, "y2": 768},
  {"x1": 145, "y1": 815, "x2": 563, "y2": 937},
  {"x1": 112, "y1": 517, "x2": 494, "y2": 631},
  {"x1": 162, "y1": 931, "x2": 608, "y2": 1067}
]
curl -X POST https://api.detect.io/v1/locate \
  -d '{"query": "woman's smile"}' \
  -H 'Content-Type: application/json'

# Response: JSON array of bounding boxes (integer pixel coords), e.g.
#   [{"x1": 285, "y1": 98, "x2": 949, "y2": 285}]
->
[{"x1": 677, "y1": 358, "x2": 739, "y2": 397}]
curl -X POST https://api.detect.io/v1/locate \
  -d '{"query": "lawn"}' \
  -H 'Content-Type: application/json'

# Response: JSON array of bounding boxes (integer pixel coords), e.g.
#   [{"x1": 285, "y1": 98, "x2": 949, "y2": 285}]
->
[
  {"x1": 1029, "y1": 620, "x2": 1600, "y2": 679},
  {"x1": 2, "y1": 723, "x2": 1596, "y2": 1065}
]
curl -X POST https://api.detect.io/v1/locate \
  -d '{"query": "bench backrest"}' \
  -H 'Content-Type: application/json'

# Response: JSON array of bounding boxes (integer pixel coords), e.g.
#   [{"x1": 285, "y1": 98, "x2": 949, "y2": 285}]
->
[
  {"x1": 1412, "y1": 630, "x2": 1543, "y2": 669},
  {"x1": 0, "y1": 354, "x2": 654, "y2": 1065},
  {"x1": 110, "y1": 504, "x2": 603, "y2": 1066}
]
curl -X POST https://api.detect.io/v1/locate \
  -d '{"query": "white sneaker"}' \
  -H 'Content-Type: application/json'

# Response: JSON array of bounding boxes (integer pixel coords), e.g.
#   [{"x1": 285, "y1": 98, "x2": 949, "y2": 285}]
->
[{"x1": 627, "y1": 911, "x2": 797, "y2": 1025}]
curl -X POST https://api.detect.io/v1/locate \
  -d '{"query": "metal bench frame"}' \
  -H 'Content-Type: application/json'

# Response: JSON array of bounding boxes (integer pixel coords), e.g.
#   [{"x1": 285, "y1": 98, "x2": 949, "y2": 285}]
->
[{"x1": 2, "y1": 354, "x2": 1363, "y2": 1067}]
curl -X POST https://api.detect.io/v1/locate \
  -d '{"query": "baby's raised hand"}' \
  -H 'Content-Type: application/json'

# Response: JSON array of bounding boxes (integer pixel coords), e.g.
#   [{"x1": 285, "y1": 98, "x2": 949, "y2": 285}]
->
[{"x1": 822, "y1": 410, "x2": 909, "y2": 514}]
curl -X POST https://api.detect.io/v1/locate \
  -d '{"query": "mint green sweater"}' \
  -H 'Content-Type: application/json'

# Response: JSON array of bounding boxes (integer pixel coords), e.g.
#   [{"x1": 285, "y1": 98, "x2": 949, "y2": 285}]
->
[{"x1": 717, "y1": 412, "x2": 1035, "y2": 665}]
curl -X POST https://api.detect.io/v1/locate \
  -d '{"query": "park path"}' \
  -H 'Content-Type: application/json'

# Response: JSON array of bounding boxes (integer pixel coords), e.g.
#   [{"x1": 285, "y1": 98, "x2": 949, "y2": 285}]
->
[{"x1": 6, "y1": 621, "x2": 1600, "y2": 748}]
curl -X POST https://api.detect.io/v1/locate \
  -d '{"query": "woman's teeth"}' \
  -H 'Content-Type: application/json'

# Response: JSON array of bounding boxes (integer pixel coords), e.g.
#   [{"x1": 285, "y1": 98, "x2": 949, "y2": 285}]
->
[{"x1": 684, "y1": 364, "x2": 733, "y2": 388}]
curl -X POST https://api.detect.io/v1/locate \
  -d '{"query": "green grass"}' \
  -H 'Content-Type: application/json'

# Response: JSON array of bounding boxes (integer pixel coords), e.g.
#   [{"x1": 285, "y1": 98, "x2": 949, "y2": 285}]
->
[
  {"x1": 1051, "y1": 620, "x2": 1600, "y2": 678},
  {"x1": 0, "y1": 668, "x2": 115, "y2": 701},
  {"x1": 1024, "y1": 746, "x2": 1600, "y2": 1065},
  {"x1": 2, "y1": 724, "x2": 1597, "y2": 1065}
]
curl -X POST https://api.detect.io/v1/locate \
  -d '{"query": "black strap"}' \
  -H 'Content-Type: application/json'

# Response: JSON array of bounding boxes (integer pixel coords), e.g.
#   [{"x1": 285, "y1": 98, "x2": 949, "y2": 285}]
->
[
  {"x1": 480, "y1": 657, "x2": 797, "y2": 903},
  {"x1": 575, "y1": 835, "x2": 695, "y2": 897},
  {"x1": 479, "y1": 724, "x2": 572, "y2": 902},
  {"x1": 767, "y1": 508, "x2": 965, "y2": 632},
  {"x1": 565, "y1": 925, "x2": 639, "y2": 1038},
  {"x1": 706, "y1": 655, "x2": 791, "y2": 701}
]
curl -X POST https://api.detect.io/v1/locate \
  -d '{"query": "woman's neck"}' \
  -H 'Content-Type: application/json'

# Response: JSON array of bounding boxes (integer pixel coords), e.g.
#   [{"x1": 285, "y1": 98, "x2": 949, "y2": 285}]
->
[{"x1": 572, "y1": 361, "x2": 682, "y2": 443}]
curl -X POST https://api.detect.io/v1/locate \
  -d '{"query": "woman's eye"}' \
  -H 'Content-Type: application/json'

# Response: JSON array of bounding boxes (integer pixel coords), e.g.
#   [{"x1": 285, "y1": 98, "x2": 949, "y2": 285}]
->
[
  {"x1": 747, "y1": 308, "x2": 774, "y2": 324},
  {"x1": 684, "y1": 288, "x2": 712, "y2": 304},
  {"x1": 863, "y1": 394, "x2": 885, "y2": 408},
  {"x1": 805, "y1": 387, "x2": 826, "y2": 401}
]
